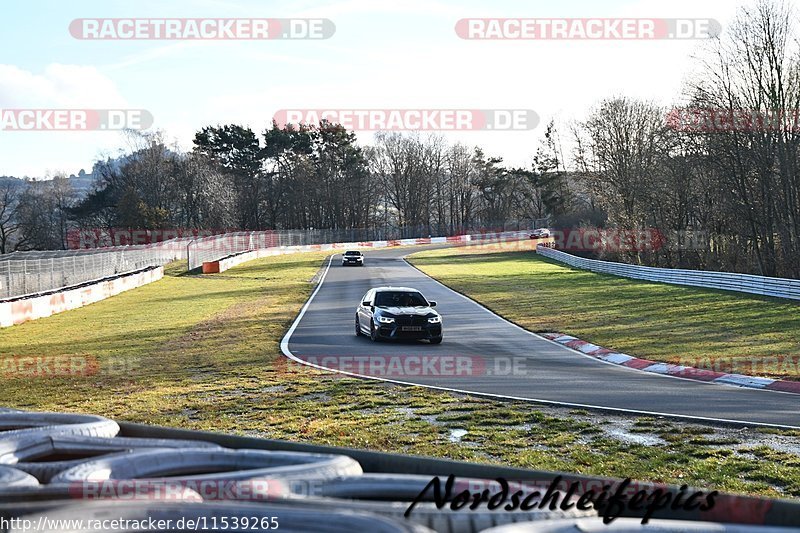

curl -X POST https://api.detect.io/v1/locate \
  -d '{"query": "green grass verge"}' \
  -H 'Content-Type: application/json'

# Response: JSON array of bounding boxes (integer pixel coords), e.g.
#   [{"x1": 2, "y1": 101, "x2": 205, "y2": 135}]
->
[
  {"x1": 408, "y1": 246, "x2": 800, "y2": 380},
  {"x1": 0, "y1": 250, "x2": 798, "y2": 498}
]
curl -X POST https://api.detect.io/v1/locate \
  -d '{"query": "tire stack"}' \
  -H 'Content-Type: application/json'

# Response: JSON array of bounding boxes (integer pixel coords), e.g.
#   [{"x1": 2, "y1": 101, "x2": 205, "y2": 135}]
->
[{"x1": 0, "y1": 410, "x2": 784, "y2": 532}]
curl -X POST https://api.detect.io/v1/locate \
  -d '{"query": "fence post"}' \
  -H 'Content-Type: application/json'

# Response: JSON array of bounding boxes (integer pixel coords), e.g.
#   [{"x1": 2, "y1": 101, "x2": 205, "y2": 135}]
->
[
  {"x1": 187, "y1": 240, "x2": 194, "y2": 272},
  {"x1": 4, "y1": 260, "x2": 10, "y2": 299}
]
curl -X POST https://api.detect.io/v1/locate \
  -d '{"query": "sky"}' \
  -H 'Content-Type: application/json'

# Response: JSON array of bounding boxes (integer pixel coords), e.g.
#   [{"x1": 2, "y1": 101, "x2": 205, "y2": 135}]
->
[{"x1": 0, "y1": 0, "x2": 746, "y2": 178}]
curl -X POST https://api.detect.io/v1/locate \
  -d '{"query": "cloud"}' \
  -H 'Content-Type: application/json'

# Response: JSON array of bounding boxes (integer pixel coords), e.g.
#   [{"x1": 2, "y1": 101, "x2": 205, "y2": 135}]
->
[
  {"x1": 0, "y1": 64, "x2": 128, "y2": 108},
  {"x1": 0, "y1": 64, "x2": 133, "y2": 178}
]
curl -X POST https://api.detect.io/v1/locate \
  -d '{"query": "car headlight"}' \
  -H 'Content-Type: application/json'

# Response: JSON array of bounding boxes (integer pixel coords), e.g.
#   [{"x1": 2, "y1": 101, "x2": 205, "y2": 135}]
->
[
  {"x1": 378, "y1": 316, "x2": 395, "y2": 324},
  {"x1": 428, "y1": 316, "x2": 442, "y2": 324}
]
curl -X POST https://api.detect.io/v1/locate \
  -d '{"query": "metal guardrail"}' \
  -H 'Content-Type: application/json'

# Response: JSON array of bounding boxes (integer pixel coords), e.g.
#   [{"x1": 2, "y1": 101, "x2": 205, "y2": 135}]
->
[
  {"x1": 0, "y1": 232, "x2": 285, "y2": 299},
  {"x1": 0, "y1": 244, "x2": 186, "y2": 300},
  {"x1": 537, "y1": 246, "x2": 800, "y2": 301}
]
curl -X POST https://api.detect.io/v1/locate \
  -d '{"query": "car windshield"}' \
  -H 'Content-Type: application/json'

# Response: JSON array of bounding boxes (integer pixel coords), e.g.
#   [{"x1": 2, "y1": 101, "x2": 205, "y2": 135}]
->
[
  {"x1": 344, "y1": 251, "x2": 361, "y2": 256},
  {"x1": 375, "y1": 291, "x2": 428, "y2": 308}
]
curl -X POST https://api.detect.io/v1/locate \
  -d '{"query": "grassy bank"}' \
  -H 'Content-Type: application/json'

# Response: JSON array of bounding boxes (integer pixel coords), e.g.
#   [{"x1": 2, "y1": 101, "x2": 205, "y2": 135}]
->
[
  {"x1": 0, "y1": 250, "x2": 798, "y2": 498},
  {"x1": 409, "y1": 245, "x2": 800, "y2": 380}
]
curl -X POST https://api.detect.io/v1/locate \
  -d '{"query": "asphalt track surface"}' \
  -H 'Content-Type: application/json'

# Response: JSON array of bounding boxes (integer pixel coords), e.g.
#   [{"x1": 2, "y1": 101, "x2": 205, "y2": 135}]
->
[{"x1": 282, "y1": 245, "x2": 800, "y2": 428}]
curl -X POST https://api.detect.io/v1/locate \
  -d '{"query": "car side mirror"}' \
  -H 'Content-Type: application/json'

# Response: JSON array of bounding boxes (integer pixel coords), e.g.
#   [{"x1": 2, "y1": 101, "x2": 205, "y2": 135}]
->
[
  {"x1": 362, "y1": 301, "x2": 371, "y2": 307},
  {"x1": 428, "y1": 301, "x2": 437, "y2": 307}
]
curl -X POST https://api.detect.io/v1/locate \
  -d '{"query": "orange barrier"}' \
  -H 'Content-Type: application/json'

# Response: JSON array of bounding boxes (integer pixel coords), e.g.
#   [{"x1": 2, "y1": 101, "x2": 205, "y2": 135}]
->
[{"x1": 201, "y1": 262, "x2": 220, "y2": 274}]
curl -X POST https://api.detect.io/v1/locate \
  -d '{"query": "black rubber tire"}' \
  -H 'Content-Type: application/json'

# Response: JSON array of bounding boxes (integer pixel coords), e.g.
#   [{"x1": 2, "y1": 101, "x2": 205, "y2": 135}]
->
[
  {"x1": 355, "y1": 316, "x2": 362, "y2": 336},
  {"x1": 282, "y1": 475, "x2": 594, "y2": 532},
  {"x1": 11, "y1": 501, "x2": 432, "y2": 532},
  {"x1": 370, "y1": 320, "x2": 380, "y2": 342},
  {"x1": 276, "y1": 497, "x2": 592, "y2": 533},
  {"x1": 0, "y1": 465, "x2": 39, "y2": 487},
  {"x1": 0, "y1": 435, "x2": 223, "y2": 483},
  {"x1": 290, "y1": 473, "x2": 453, "y2": 500},
  {"x1": 50, "y1": 448, "x2": 362, "y2": 486},
  {"x1": 429, "y1": 336, "x2": 443, "y2": 345},
  {"x1": 0, "y1": 412, "x2": 119, "y2": 440},
  {"x1": 0, "y1": 482, "x2": 203, "y2": 502}
]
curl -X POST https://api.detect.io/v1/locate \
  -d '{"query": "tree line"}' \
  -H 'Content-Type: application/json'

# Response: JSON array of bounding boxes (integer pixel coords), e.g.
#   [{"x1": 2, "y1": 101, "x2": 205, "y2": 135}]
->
[{"x1": 53, "y1": 123, "x2": 565, "y2": 242}]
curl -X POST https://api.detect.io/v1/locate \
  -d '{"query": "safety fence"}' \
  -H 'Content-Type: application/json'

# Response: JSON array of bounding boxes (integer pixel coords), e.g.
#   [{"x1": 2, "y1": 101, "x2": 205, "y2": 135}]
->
[
  {"x1": 536, "y1": 245, "x2": 800, "y2": 301},
  {"x1": 1, "y1": 226, "x2": 538, "y2": 300},
  {"x1": 0, "y1": 245, "x2": 186, "y2": 300}
]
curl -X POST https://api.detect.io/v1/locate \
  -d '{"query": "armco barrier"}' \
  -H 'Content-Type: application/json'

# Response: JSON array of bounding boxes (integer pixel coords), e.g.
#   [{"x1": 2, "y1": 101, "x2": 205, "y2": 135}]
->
[
  {"x1": 201, "y1": 232, "x2": 529, "y2": 275},
  {"x1": 0, "y1": 266, "x2": 164, "y2": 328},
  {"x1": 537, "y1": 246, "x2": 800, "y2": 301}
]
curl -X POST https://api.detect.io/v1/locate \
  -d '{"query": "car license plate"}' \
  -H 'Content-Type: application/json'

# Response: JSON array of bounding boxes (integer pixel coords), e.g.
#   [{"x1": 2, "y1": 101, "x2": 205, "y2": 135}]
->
[{"x1": 401, "y1": 326, "x2": 422, "y2": 332}]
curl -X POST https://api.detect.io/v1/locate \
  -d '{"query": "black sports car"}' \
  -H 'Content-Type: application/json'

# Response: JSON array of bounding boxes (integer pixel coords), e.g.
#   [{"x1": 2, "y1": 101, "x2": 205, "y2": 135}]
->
[{"x1": 355, "y1": 287, "x2": 442, "y2": 344}]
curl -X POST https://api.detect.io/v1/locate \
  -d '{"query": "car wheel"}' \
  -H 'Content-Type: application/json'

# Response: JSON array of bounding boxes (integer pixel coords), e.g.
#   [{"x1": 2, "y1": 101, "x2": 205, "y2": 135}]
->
[
  {"x1": 430, "y1": 336, "x2": 443, "y2": 345},
  {"x1": 355, "y1": 316, "x2": 362, "y2": 336},
  {"x1": 370, "y1": 320, "x2": 380, "y2": 342}
]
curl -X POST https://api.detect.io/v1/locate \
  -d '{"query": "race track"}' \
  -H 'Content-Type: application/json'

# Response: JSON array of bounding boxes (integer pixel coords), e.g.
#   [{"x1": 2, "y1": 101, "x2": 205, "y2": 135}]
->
[{"x1": 282, "y1": 246, "x2": 800, "y2": 428}]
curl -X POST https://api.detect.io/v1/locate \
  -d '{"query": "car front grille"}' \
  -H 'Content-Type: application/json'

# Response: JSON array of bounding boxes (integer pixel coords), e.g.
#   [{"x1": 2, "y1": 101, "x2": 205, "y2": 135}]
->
[{"x1": 395, "y1": 315, "x2": 428, "y2": 326}]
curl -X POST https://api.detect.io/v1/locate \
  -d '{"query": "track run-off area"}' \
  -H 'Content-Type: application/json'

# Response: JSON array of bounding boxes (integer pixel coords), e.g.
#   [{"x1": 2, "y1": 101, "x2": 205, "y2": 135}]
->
[{"x1": 281, "y1": 245, "x2": 800, "y2": 429}]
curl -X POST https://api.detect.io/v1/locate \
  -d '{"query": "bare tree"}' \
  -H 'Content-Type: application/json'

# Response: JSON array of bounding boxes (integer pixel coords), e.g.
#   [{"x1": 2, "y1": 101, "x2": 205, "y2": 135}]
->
[
  {"x1": 0, "y1": 181, "x2": 20, "y2": 253},
  {"x1": 687, "y1": 0, "x2": 800, "y2": 276}
]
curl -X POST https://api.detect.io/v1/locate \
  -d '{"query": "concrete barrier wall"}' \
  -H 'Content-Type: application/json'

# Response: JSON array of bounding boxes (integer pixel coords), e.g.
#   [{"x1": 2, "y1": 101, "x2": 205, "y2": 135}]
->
[{"x1": 0, "y1": 266, "x2": 164, "y2": 328}]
